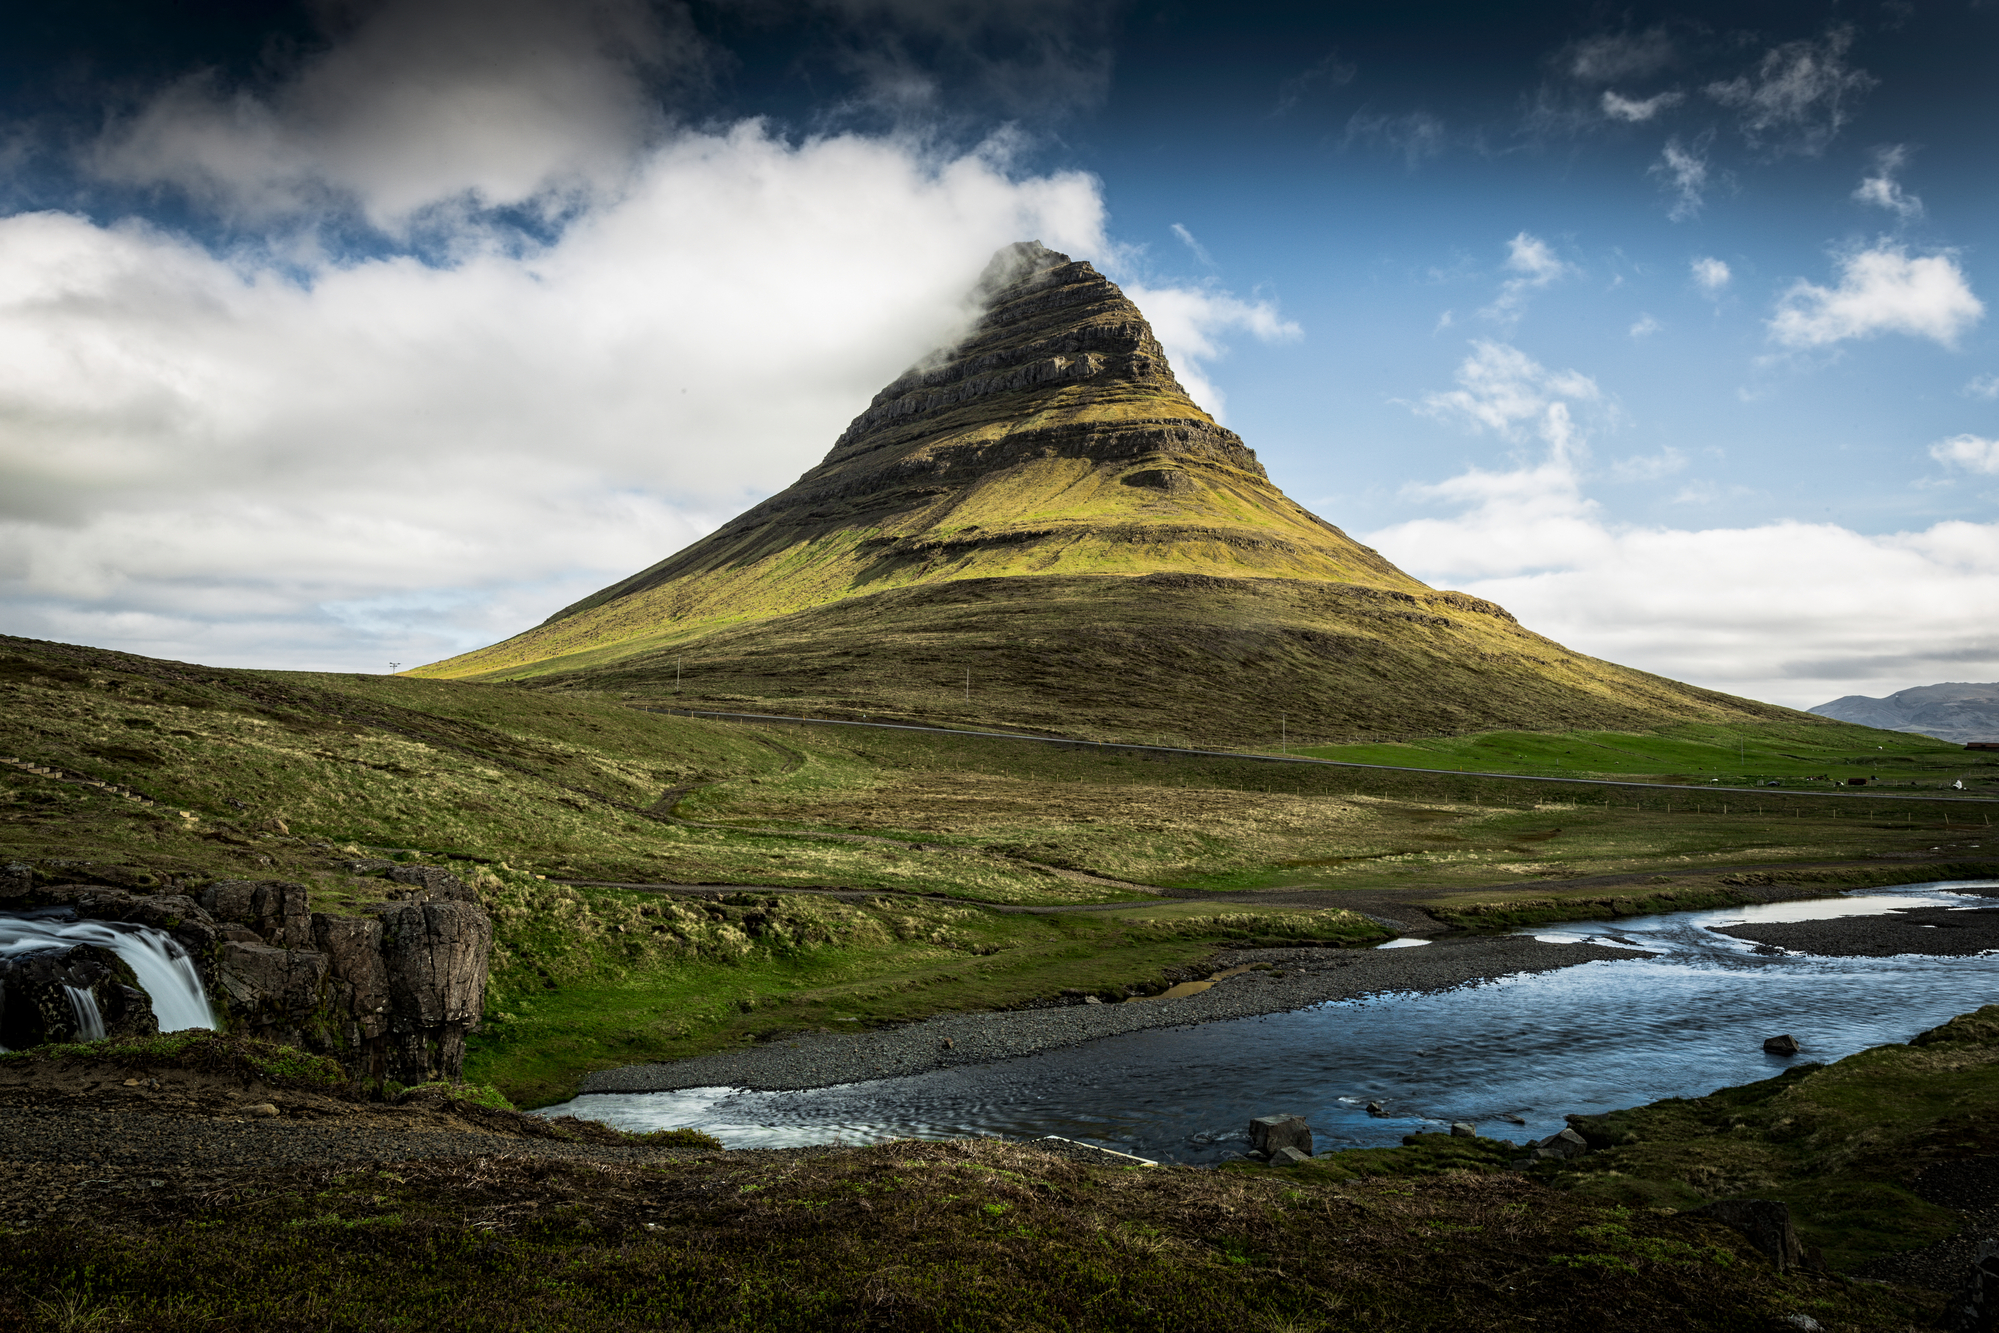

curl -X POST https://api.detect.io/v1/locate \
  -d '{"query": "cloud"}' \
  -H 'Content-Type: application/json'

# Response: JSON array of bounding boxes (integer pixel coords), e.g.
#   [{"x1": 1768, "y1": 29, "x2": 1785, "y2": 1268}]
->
[
  {"x1": 0, "y1": 121, "x2": 1133, "y2": 669},
  {"x1": 1650, "y1": 133, "x2": 1713, "y2": 220},
  {"x1": 1706, "y1": 26, "x2": 1876, "y2": 157},
  {"x1": 1366, "y1": 435, "x2": 1999, "y2": 709},
  {"x1": 1480, "y1": 232, "x2": 1573, "y2": 325},
  {"x1": 1564, "y1": 28, "x2": 1676, "y2": 83},
  {"x1": 1413, "y1": 341, "x2": 1601, "y2": 466},
  {"x1": 1691, "y1": 256, "x2": 1731, "y2": 294},
  {"x1": 1932, "y1": 435, "x2": 1999, "y2": 475},
  {"x1": 1629, "y1": 314, "x2": 1662, "y2": 338},
  {"x1": 1966, "y1": 374, "x2": 1999, "y2": 400},
  {"x1": 1769, "y1": 245, "x2": 1984, "y2": 348},
  {"x1": 1609, "y1": 446, "x2": 1685, "y2": 481},
  {"x1": 88, "y1": 0, "x2": 696, "y2": 229},
  {"x1": 1342, "y1": 110, "x2": 1447, "y2": 168},
  {"x1": 1600, "y1": 89, "x2": 1683, "y2": 123},
  {"x1": 1169, "y1": 222, "x2": 1214, "y2": 267},
  {"x1": 1853, "y1": 144, "x2": 1924, "y2": 219},
  {"x1": 1120, "y1": 282, "x2": 1300, "y2": 419},
  {"x1": 1273, "y1": 49, "x2": 1356, "y2": 115}
]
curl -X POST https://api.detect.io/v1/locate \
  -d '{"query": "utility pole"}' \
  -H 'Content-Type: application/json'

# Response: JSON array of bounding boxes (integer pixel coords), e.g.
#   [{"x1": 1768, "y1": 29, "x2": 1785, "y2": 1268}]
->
[
  {"x1": 1281, "y1": 713, "x2": 1286, "y2": 755},
  {"x1": 964, "y1": 667, "x2": 970, "y2": 705},
  {"x1": 388, "y1": 662, "x2": 400, "y2": 674},
  {"x1": 676, "y1": 656, "x2": 682, "y2": 692}
]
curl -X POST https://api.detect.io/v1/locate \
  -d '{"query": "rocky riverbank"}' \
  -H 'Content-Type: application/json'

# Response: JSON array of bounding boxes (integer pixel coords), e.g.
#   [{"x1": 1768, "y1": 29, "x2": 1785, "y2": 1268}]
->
[
  {"x1": 581, "y1": 934, "x2": 1646, "y2": 1094},
  {"x1": 1717, "y1": 904, "x2": 1999, "y2": 957}
]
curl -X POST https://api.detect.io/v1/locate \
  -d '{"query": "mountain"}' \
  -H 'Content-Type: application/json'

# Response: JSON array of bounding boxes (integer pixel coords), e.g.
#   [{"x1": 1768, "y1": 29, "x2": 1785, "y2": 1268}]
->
[
  {"x1": 1809, "y1": 682, "x2": 1999, "y2": 745},
  {"x1": 415, "y1": 242, "x2": 1804, "y2": 746}
]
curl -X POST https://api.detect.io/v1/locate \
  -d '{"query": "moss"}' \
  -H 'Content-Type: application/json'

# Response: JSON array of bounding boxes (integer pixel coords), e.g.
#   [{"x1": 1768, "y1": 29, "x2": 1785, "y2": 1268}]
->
[{"x1": 0, "y1": 1032, "x2": 347, "y2": 1089}]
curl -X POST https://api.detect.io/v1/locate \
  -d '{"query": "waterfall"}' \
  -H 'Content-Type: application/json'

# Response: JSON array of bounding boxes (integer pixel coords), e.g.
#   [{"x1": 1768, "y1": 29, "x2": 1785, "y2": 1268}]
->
[
  {"x1": 0, "y1": 910, "x2": 218, "y2": 1035},
  {"x1": 63, "y1": 985, "x2": 106, "y2": 1040}
]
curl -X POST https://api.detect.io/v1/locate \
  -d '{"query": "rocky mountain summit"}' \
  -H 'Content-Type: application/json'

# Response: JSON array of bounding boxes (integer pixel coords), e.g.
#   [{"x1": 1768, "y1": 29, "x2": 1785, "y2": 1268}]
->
[
  {"x1": 1809, "y1": 682, "x2": 1999, "y2": 745},
  {"x1": 416, "y1": 242, "x2": 1804, "y2": 744}
]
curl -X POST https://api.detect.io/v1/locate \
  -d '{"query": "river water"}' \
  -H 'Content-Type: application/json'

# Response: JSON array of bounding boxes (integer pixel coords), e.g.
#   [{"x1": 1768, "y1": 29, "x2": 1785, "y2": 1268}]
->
[{"x1": 538, "y1": 880, "x2": 1999, "y2": 1162}]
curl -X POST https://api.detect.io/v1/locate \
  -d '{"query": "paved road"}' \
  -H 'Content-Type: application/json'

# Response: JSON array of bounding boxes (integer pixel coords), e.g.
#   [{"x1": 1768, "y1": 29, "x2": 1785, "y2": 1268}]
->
[{"x1": 642, "y1": 706, "x2": 1997, "y2": 805}]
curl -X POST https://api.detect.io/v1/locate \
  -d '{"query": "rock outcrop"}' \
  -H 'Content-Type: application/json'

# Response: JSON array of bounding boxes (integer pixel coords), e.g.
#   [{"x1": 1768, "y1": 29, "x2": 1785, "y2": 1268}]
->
[
  {"x1": 0, "y1": 943, "x2": 157, "y2": 1047},
  {"x1": 1, "y1": 864, "x2": 490, "y2": 1084}
]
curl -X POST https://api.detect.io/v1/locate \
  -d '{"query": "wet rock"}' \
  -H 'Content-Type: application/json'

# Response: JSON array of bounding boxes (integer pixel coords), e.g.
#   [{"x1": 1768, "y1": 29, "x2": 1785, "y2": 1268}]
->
[
  {"x1": 1249, "y1": 1113, "x2": 1313, "y2": 1158},
  {"x1": 1365, "y1": 1101, "x2": 1386, "y2": 1116},
  {"x1": 0, "y1": 943, "x2": 158, "y2": 1046},
  {"x1": 1450, "y1": 1122, "x2": 1476, "y2": 1138},
  {"x1": 1532, "y1": 1128, "x2": 1589, "y2": 1160},
  {"x1": 1692, "y1": 1199, "x2": 1803, "y2": 1271},
  {"x1": 1763, "y1": 1034, "x2": 1801, "y2": 1055}
]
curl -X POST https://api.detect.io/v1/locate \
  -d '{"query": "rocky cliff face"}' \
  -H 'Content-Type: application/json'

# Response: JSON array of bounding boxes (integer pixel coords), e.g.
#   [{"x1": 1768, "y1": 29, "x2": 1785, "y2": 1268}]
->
[{"x1": 0, "y1": 861, "x2": 490, "y2": 1084}]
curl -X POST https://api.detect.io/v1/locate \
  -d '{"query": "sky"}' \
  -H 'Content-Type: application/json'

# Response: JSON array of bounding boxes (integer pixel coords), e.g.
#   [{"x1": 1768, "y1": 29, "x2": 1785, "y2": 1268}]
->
[{"x1": 0, "y1": 0, "x2": 1994, "y2": 709}]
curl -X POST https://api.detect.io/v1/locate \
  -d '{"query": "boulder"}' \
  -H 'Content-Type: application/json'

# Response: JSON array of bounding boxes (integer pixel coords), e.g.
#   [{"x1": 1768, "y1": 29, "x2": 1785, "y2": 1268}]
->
[
  {"x1": 1692, "y1": 1199, "x2": 1803, "y2": 1272},
  {"x1": 1269, "y1": 1146, "x2": 1313, "y2": 1166},
  {"x1": 1450, "y1": 1122, "x2": 1476, "y2": 1138},
  {"x1": 1532, "y1": 1128, "x2": 1589, "y2": 1160},
  {"x1": 1249, "y1": 1113, "x2": 1313, "y2": 1158},
  {"x1": 1939, "y1": 1236, "x2": 1999, "y2": 1333},
  {"x1": 1763, "y1": 1034, "x2": 1801, "y2": 1055}
]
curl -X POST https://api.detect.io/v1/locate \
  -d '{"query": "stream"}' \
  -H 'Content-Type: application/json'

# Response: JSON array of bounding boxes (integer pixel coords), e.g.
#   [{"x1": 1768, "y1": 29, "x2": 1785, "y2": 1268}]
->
[{"x1": 539, "y1": 879, "x2": 1999, "y2": 1163}]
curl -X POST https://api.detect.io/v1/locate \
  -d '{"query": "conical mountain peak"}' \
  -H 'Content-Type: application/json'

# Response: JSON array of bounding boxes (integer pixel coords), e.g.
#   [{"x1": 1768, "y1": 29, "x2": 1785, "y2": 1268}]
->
[{"x1": 414, "y1": 244, "x2": 1783, "y2": 751}]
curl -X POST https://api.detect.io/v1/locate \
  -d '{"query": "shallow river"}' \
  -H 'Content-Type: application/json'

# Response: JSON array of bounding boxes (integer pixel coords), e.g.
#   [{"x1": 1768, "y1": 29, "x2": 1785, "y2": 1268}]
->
[{"x1": 538, "y1": 880, "x2": 1999, "y2": 1163}]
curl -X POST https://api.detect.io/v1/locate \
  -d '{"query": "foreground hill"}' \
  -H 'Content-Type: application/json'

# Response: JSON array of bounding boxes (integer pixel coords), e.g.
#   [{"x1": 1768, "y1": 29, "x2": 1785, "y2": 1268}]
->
[
  {"x1": 416, "y1": 243, "x2": 1804, "y2": 747},
  {"x1": 1811, "y1": 681, "x2": 1999, "y2": 744}
]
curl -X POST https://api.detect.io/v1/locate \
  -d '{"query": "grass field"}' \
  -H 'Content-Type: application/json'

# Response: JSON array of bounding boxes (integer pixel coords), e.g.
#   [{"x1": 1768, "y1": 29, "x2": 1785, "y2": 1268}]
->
[{"x1": 6, "y1": 632, "x2": 1996, "y2": 1105}]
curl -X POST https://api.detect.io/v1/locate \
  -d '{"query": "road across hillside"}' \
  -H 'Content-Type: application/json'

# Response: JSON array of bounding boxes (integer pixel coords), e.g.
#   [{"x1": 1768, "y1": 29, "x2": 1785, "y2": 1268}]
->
[{"x1": 642, "y1": 707, "x2": 1998, "y2": 805}]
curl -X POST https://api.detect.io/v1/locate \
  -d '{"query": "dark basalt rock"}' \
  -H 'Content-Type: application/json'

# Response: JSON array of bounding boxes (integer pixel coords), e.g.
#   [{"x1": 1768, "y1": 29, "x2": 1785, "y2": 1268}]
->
[{"x1": 0, "y1": 942, "x2": 158, "y2": 1047}]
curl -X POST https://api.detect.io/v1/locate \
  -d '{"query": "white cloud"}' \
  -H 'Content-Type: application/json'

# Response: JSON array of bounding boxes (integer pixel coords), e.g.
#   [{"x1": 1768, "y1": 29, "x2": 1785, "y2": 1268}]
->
[
  {"x1": 1769, "y1": 245, "x2": 1984, "y2": 348},
  {"x1": 1650, "y1": 134, "x2": 1712, "y2": 220},
  {"x1": 1342, "y1": 110, "x2": 1447, "y2": 168},
  {"x1": 1413, "y1": 341, "x2": 1601, "y2": 467},
  {"x1": 1480, "y1": 232, "x2": 1573, "y2": 325},
  {"x1": 1565, "y1": 29, "x2": 1675, "y2": 83},
  {"x1": 1931, "y1": 434, "x2": 1999, "y2": 475},
  {"x1": 1600, "y1": 89, "x2": 1683, "y2": 122},
  {"x1": 1852, "y1": 144, "x2": 1923, "y2": 219},
  {"x1": 1706, "y1": 26, "x2": 1876, "y2": 157},
  {"x1": 1691, "y1": 255, "x2": 1731, "y2": 294},
  {"x1": 0, "y1": 123, "x2": 1131, "y2": 669},
  {"x1": 1965, "y1": 374, "x2": 1999, "y2": 400},
  {"x1": 1609, "y1": 446, "x2": 1685, "y2": 482},
  {"x1": 1121, "y1": 282, "x2": 1300, "y2": 418},
  {"x1": 1169, "y1": 222, "x2": 1214, "y2": 266},
  {"x1": 1628, "y1": 314, "x2": 1661, "y2": 338},
  {"x1": 1367, "y1": 439, "x2": 1999, "y2": 708}
]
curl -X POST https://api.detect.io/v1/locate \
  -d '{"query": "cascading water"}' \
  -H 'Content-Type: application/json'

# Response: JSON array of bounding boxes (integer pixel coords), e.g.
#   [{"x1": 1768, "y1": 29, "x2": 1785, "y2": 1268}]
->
[
  {"x1": 62, "y1": 985, "x2": 106, "y2": 1040},
  {"x1": 0, "y1": 909, "x2": 217, "y2": 1037}
]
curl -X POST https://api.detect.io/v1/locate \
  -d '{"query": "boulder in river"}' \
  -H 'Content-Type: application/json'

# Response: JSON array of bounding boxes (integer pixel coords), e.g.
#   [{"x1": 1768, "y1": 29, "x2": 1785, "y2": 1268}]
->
[
  {"x1": 1248, "y1": 1113, "x2": 1313, "y2": 1157},
  {"x1": 1763, "y1": 1034, "x2": 1801, "y2": 1055},
  {"x1": 1450, "y1": 1121, "x2": 1476, "y2": 1138}
]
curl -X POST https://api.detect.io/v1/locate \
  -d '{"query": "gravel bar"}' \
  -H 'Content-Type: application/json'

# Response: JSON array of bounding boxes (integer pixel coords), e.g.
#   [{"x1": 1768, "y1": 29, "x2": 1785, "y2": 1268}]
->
[
  {"x1": 1717, "y1": 905, "x2": 1999, "y2": 958},
  {"x1": 582, "y1": 935, "x2": 1646, "y2": 1094}
]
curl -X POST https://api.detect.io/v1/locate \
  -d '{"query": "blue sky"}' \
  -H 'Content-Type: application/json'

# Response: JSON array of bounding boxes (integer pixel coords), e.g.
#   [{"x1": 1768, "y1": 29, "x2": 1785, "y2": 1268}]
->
[{"x1": 0, "y1": 0, "x2": 1993, "y2": 707}]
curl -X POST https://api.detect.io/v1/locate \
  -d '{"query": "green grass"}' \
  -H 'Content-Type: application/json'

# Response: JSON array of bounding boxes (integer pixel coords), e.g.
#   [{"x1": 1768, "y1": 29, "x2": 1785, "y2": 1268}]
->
[
  {"x1": 1295, "y1": 717, "x2": 1991, "y2": 792},
  {"x1": 1548, "y1": 1005, "x2": 1999, "y2": 1273}
]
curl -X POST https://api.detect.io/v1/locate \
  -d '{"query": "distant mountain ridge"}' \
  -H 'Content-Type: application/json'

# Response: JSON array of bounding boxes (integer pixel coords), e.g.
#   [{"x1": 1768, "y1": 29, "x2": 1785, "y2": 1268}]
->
[
  {"x1": 1809, "y1": 682, "x2": 1999, "y2": 745},
  {"x1": 415, "y1": 242, "x2": 1815, "y2": 746}
]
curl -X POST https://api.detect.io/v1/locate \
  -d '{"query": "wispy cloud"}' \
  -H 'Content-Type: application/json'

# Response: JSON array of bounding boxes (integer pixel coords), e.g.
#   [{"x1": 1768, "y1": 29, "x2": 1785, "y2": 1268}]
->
[
  {"x1": 1691, "y1": 256, "x2": 1731, "y2": 294},
  {"x1": 1414, "y1": 341, "x2": 1601, "y2": 465},
  {"x1": 1650, "y1": 132, "x2": 1713, "y2": 220},
  {"x1": 1273, "y1": 49, "x2": 1355, "y2": 115},
  {"x1": 1932, "y1": 435, "x2": 1999, "y2": 475},
  {"x1": 1853, "y1": 144, "x2": 1924, "y2": 219},
  {"x1": 1600, "y1": 89, "x2": 1683, "y2": 123},
  {"x1": 1965, "y1": 374, "x2": 1999, "y2": 400},
  {"x1": 1480, "y1": 233, "x2": 1573, "y2": 326},
  {"x1": 1342, "y1": 109, "x2": 1447, "y2": 168},
  {"x1": 1770, "y1": 245, "x2": 1983, "y2": 348},
  {"x1": 1629, "y1": 314, "x2": 1662, "y2": 338},
  {"x1": 1121, "y1": 282, "x2": 1301, "y2": 420},
  {"x1": 1169, "y1": 223, "x2": 1214, "y2": 267},
  {"x1": 1563, "y1": 28, "x2": 1676, "y2": 83},
  {"x1": 1706, "y1": 26, "x2": 1876, "y2": 157}
]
